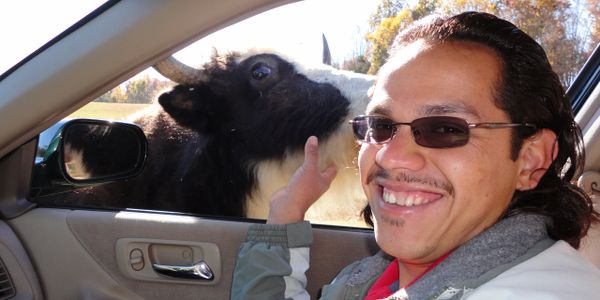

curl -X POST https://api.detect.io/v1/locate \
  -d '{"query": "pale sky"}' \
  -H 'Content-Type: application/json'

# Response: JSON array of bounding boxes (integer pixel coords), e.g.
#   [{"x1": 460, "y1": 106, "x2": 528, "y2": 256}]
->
[
  {"x1": 177, "y1": 0, "x2": 380, "y2": 66},
  {"x1": 0, "y1": 0, "x2": 382, "y2": 77}
]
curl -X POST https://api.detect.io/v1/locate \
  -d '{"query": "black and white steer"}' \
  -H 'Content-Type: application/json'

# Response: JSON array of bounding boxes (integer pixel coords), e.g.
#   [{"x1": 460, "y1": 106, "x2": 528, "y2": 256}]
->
[{"x1": 74, "y1": 51, "x2": 374, "y2": 222}]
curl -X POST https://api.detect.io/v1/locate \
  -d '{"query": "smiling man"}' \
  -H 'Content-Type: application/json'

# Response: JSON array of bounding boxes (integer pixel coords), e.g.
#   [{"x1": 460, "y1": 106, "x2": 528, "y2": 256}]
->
[{"x1": 231, "y1": 12, "x2": 600, "y2": 299}]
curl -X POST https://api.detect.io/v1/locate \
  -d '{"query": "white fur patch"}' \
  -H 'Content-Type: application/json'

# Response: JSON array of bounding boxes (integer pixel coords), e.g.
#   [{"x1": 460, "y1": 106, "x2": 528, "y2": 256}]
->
[{"x1": 246, "y1": 128, "x2": 368, "y2": 226}]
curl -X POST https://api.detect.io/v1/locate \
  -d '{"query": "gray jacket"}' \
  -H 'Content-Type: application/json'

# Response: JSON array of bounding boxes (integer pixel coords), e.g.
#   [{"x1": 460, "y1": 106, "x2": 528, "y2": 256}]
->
[{"x1": 231, "y1": 215, "x2": 600, "y2": 299}]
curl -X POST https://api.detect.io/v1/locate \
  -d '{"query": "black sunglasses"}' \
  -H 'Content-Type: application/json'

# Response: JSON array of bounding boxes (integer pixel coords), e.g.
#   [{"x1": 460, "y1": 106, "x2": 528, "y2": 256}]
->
[{"x1": 349, "y1": 115, "x2": 538, "y2": 148}]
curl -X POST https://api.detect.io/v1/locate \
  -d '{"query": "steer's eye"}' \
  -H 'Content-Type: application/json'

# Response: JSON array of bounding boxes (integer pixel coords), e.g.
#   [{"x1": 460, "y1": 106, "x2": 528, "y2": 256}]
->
[{"x1": 251, "y1": 65, "x2": 271, "y2": 80}]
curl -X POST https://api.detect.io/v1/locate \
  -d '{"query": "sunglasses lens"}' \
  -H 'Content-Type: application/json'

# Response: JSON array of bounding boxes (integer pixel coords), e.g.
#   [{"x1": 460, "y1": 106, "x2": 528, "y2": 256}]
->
[
  {"x1": 351, "y1": 117, "x2": 368, "y2": 141},
  {"x1": 351, "y1": 116, "x2": 471, "y2": 148},
  {"x1": 412, "y1": 116, "x2": 469, "y2": 148},
  {"x1": 351, "y1": 116, "x2": 395, "y2": 144}
]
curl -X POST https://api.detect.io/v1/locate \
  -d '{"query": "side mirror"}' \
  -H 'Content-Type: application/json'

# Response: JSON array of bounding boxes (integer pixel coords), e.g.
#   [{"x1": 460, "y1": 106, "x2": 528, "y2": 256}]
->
[{"x1": 30, "y1": 119, "x2": 147, "y2": 197}]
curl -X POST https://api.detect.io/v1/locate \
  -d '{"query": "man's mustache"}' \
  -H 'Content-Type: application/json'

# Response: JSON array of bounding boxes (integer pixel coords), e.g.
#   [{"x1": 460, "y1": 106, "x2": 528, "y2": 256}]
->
[{"x1": 366, "y1": 167, "x2": 454, "y2": 196}]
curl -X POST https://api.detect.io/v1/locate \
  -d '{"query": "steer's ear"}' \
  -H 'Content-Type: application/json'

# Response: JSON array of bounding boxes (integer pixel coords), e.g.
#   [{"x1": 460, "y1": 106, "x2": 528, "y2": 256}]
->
[{"x1": 158, "y1": 85, "x2": 224, "y2": 133}]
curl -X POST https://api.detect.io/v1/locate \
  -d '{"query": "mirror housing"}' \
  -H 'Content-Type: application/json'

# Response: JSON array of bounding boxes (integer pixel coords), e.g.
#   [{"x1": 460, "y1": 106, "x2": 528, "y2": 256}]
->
[{"x1": 30, "y1": 119, "x2": 147, "y2": 198}]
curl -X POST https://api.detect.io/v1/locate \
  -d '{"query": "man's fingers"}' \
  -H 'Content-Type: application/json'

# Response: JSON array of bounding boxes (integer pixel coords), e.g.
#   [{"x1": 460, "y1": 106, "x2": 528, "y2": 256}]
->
[
  {"x1": 303, "y1": 136, "x2": 337, "y2": 185},
  {"x1": 267, "y1": 136, "x2": 337, "y2": 224},
  {"x1": 303, "y1": 136, "x2": 319, "y2": 169}
]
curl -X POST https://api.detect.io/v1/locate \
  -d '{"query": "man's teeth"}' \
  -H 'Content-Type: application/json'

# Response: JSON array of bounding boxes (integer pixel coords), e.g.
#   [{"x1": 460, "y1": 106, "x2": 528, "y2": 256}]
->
[{"x1": 383, "y1": 190, "x2": 430, "y2": 207}]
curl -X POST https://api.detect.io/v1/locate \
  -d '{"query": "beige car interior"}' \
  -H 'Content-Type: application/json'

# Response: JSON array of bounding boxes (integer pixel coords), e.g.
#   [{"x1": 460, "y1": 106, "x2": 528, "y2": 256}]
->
[
  {"x1": 0, "y1": 0, "x2": 598, "y2": 299},
  {"x1": 576, "y1": 79, "x2": 600, "y2": 267}
]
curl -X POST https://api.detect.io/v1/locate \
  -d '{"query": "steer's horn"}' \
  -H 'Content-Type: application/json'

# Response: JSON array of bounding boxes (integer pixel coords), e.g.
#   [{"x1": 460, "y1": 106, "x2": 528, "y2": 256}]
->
[
  {"x1": 322, "y1": 34, "x2": 332, "y2": 66},
  {"x1": 153, "y1": 56, "x2": 209, "y2": 84}
]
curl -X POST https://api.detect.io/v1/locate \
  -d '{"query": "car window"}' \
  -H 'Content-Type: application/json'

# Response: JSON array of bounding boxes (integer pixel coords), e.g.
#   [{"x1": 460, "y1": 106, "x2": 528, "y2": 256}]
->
[{"x1": 29, "y1": 0, "x2": 600, "y2": 228}]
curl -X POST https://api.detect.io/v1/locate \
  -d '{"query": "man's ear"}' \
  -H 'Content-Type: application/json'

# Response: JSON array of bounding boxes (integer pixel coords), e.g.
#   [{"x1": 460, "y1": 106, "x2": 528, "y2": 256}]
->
[{"x1": 516, "y1": 129, "x2": 558, "y2": 191}]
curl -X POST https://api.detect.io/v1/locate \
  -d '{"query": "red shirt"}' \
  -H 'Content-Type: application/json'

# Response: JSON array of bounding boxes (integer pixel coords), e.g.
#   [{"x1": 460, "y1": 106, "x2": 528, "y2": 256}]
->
[{"x1": 365, "y1": 253, "x2": 451, "y2": 300}]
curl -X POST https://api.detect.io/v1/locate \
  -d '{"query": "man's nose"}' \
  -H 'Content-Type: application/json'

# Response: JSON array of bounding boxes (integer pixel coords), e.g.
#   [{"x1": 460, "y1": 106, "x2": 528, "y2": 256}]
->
[{"x1": 375, "y1": 127, "x2": 426, "y2": 171}]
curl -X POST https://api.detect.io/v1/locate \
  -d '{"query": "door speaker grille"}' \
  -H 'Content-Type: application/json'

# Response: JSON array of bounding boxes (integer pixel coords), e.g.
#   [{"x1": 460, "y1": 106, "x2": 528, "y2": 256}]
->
[{"x1": 0, "y1": 258, "x2": 15, "y2": 299}]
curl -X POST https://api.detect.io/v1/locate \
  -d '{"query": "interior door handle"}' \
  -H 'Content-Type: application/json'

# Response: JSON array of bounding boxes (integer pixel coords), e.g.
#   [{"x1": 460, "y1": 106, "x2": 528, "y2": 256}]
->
[{"x1": 152, "y1": 260, "x2": 214, "y2": 281}]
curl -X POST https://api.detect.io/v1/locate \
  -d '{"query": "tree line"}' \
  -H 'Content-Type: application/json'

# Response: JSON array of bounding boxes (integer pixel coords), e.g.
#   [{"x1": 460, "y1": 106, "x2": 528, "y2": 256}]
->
[
  {"x1": 96, "y1": 75, "x2": 173, "y2": 104},
  {"x1": 342, "y1": 0, "x2": 600, "y2": 88}
]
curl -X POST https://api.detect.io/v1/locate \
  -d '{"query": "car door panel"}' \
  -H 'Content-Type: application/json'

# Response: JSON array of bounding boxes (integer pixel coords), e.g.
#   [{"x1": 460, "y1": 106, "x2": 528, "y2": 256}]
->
[
  {"x1": 0, "y1": 219, "x2": 42, "y2": 299},
  {"x1": 9, "y1": 207, "x2": 376, "y2": 299},
  {"x1": 8, "y1": 208, "x2": 143, "y2": 299}
]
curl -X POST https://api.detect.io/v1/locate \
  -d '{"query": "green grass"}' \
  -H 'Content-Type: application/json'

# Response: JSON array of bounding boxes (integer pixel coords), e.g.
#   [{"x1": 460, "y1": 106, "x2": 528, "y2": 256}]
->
[{"x1": 68, "y1": 102, "x2": 152, "y2": 121}]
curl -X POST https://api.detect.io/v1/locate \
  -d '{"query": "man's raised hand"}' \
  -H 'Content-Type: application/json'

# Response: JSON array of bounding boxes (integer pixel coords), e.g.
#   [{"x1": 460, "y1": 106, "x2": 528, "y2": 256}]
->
[{"x1": 267, "y1": 136, "x2": 338, "y2": 224}]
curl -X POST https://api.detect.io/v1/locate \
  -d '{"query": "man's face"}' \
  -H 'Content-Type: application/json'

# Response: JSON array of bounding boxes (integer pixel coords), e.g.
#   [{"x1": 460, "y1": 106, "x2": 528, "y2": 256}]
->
[{"x1": 359, "y1": 41, "x2": 522, "y2": 263}]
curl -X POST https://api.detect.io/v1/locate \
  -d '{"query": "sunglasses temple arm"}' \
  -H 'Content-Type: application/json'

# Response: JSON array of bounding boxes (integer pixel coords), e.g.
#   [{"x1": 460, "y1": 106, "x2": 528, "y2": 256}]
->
[{"x1": 471, "y1": 123, "x2": 537, "y2": 130}]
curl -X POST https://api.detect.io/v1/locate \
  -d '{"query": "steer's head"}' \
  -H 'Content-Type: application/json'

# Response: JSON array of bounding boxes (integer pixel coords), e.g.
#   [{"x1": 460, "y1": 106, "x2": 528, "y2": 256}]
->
[{"x1": 155, "y1": 51, "x2": 375, "y2": 160}]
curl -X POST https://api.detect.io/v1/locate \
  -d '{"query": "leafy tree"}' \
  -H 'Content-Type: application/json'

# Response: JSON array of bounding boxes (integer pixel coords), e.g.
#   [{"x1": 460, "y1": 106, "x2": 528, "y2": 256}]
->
[
  {"x1": 368, "y1": 0, "x2": 406, "y2": 29},
  {"x1": 341, "y1": 54, "x2": 371, "y2": 74},
  {"x1": 411, "y1": 0, "x2": 439, "y2": 19},
  {"x1": 493, "y1": 0, "x2": 580, "y2": 85},
  {"x1": 365, "y1": 0, "x2": 437, "y2": 74},
  {"x1": 95, "y1": 75, "x2": 172, "y2": 104},
  {"x1": 125, "y1": 79, "x2": 148, "y2": 104},
  {"x1": 366, "y1": 11, "x2": 410, "y2": 74},
  {"x1": 586, "y1": 0, "x2": 600, "y2": 52},
  {"x1": 364, "y1": 0, "x2": 600, "y2": 87},
  {"x1": 96, "y1": 85, "x2": 127, "y2": 103}
]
